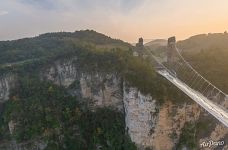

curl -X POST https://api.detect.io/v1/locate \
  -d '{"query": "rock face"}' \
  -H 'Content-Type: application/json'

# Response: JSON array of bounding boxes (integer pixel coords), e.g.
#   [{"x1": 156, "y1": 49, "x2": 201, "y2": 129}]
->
[
  {"x1": 0, "y1": 75, "x2": 15, "y2": 102},
  {"x1": 124, "y1": 86, "x2": 201, "y2": 150},
  {"x1": 151, "y1": 101, "x2": 201, "y2": 150},
  {"x1": 123, "y1": 85, "x2": 158, "y2": 148},
  {"x1": 0, "y1": 58, "x2": 227, "y2": 150},
  {"x1": 123, "y1": 84, "x2": 227, "y2": 150},
  {"x1": 8, "y1": 120, "x2": 16, "y2": 135},
  {"x1": 0, "y1": 140, "x2": 47, "y2": 150},
  {"x1": 41, "y1": 59, "x2": 123, "y2": 110},
  {"x1": 41, "y1": 59, "x2": 78, "y2": 87},
  {"x1": 79, "y1": 73, "x2": 123, "y2": 110}
]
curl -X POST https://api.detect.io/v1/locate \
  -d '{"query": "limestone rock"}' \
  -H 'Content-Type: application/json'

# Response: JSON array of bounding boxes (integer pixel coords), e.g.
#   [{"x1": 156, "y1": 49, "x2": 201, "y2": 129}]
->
[
  {"x1": 0, "y1": 74, "x2": 15, "y2": 102},
  {"x1": 123, "y1": 84, "x2": 158, "y2": 148}
]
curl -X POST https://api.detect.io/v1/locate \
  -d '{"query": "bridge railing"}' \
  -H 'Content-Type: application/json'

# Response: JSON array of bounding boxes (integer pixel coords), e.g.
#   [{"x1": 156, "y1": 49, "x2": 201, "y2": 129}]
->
[
  {"x1": 173, "y1": 48, "x2": 227, "y2": 110},
  {"x1": 146, "y1": 47, "x2": 228, "y2": 111}
]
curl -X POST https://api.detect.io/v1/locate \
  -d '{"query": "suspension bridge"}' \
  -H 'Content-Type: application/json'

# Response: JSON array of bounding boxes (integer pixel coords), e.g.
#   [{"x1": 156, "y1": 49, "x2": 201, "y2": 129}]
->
[{"x1": 147, "y1": 37, "x2": 228, "y2": 127}]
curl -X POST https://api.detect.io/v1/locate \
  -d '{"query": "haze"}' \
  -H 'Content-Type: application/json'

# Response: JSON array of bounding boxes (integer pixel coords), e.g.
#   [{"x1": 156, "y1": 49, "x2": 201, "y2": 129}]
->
[{"x1": 0, "y1": 0, "x2": 228, "y2": 42}]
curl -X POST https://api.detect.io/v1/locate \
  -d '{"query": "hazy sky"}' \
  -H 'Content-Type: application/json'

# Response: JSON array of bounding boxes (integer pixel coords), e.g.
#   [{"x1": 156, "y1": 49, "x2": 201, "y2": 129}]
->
[{"x1": 0, "y1": 0, "x2": 228, "y2": 42}]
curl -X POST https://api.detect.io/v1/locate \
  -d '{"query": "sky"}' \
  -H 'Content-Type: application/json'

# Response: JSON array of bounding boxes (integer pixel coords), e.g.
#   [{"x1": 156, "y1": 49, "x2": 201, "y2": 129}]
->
[{"x1": 0, "y1": 0, "x2": 228, "y2": 43}]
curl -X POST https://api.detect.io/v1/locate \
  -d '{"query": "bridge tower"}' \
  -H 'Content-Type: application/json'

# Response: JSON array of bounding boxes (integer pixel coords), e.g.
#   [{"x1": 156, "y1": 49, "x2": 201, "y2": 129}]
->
[
  {"x1": 133, "y1": 37, "x2": 144, "y2": 57},
  {"x1": 167, "y1": 36, "x2": 176, "y2": 63},
  {"x1": 136, "y1": 37, "x2": 144, "y2": 48}
]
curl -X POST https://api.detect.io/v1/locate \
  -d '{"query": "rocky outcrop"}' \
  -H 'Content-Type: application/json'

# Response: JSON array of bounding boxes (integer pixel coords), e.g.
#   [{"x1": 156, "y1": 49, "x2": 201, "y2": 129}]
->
[
  {"x1": 41, "y1": 59, "x2": 78, "y2": 87},
  {"x1": 123, "y1": 86, "x2": 201, "y2": 150},
  {"x1": 8, "y1": 120, "x2": 16, "y2": 135},
  {"x1": 79, "y1": 73, "x2": 123, "y2": 110},
  {"x1": 123, "y1": 87, "x2": 227, "y2": 150},
  {"x1": 123, "y1": 85, "x2": 158, "y2": 148},
  {"x1": 0, "y1": 75, "x2": 15, "y2": 102},
  {"x1": 152, "y1": 101, "x2": 201, "y2": 150},
  {"x1": 0, "y1": 140, "x2": 47, "y2": 150},
  {"x1": 41, "y1": 59, "x2": 123, "y2": 110}
]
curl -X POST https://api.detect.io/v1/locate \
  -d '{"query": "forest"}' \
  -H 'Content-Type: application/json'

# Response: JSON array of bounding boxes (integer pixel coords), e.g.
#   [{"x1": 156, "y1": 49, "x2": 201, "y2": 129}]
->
[
  {"x1": 1, "y1": 31, "x2": 226, "y2": 149},
  {"x1": 0, "y1": 30, "x2": 159, "y2": 149}
]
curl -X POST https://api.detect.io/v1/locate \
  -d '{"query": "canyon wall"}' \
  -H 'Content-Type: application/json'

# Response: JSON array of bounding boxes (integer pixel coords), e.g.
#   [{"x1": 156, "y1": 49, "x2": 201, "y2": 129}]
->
[
  {"x1": 0, "y1": 75, "x2": 15, "y2": 102},
  {"x1": 0, "y1": 59, "x2": 227, "y2": 150}
]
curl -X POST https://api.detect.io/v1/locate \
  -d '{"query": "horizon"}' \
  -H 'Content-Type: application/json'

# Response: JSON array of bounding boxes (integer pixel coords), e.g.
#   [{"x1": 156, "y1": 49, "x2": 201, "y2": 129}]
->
[
  {"x1": 0, "y1": 0, "x2": 228, "y2": 43},
  {"x1": 0, "y1": 30, "x2": 226, "y2": 44}
]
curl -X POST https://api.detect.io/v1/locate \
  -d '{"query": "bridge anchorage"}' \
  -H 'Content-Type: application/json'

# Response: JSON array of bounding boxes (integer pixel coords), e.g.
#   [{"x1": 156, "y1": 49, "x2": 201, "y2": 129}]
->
[{"x1": 147, "y1": 36, "x2": 228, "y2": 127}]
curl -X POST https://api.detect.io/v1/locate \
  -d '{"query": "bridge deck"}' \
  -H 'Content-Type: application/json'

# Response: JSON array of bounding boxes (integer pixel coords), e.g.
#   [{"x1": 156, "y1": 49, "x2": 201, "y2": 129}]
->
[{"x1": 158, "y1": 70, "x2": 228, "y2": 127}]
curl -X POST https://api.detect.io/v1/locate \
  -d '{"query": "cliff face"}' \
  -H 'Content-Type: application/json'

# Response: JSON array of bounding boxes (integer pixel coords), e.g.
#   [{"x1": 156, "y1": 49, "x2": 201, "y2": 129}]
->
[
  {"x1": 151, "y1": 101, "x2": 201, "y2": 150},
  {"x1": 0, "y1": 59, "x2": 227, "y2": 150},
  {"x1": 0, "y1": 75, "x2": 15, "y2": 102},
  {"x1": 41, "y1": 60, "x2": 160, "y2": 148},
  {"x1": 123, "y1": 88, "x2": 227, "y2": 150},
  {"x1": 123, "y1": 85, "x2": 158, "y2": 148},
  {"x1": 40, "y1": 59, "x2": 228, "y2": 149},
  {"x1": 41, "y1": 59, "x2": 123, "y2": 111}
]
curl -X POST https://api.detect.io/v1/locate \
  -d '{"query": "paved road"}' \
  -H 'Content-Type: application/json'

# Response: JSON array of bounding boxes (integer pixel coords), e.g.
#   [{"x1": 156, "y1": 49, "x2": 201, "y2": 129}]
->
[{"x1": 158, "y1": 70, "x2": 228, "y2": 127}]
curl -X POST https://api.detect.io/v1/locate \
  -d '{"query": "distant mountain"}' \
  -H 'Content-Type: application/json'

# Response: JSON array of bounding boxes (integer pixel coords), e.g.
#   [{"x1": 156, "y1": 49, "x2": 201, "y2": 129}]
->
[
  {"x1": 144, "y1": 39, "x2": 167, "y2": 57},
  {"x1": 177, "y1": 32, "x2": 228, "y2": 53},
  {"x1": 144, "y1": 39, "x2": 167, "y2": 47},
  {"x1": 177, "y1": 33, "x2": 228, "y2": 93},
  {"x1": 0, "y1": 30, "x2": 131, "y2": 65}
]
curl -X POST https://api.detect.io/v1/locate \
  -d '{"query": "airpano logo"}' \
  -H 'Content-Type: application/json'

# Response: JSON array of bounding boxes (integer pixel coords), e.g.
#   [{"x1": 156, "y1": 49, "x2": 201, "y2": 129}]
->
[{"x1": 200, "y1": 140, "x2": 225, "y2": 148}]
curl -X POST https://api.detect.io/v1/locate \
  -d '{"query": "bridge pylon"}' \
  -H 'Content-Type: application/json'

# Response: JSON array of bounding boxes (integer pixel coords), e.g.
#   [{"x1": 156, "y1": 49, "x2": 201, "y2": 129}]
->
[{"x1": 167, "y1": 36, "x2": 176, "y2": 64}]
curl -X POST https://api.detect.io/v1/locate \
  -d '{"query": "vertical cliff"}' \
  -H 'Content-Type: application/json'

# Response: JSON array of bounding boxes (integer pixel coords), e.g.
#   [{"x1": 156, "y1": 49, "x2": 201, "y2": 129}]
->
[
  {"x1": 0, "y1": 59, "x2": 227, "y2": 150},
  {"x1": 0, "y1": 75, "x2": 15, "y2": 102},
  {"x1": 41, "y1": 59, "x2": 123, "y2": 111},
  {"x1": 123, "y1": 84, "x2": 158, "y2": 148}
]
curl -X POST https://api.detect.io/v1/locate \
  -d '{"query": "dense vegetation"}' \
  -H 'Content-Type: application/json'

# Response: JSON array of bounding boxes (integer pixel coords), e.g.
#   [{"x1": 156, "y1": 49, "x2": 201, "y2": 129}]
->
[
  {"x1": 0, "y1": 30, "x2": 161, "y2": 149},
  {"x1": 0, "y1": 30, "x2": 131, "y2": 65},
  {"x1": 176, "y1": 33, "x2": 227, "y2": 92},
  {"x1": 75, "y1": 48, "x2": 162, "y2": 97},
  {"x1": 0, "y1": 77, "x2": 136, "y2": 149},
  {"x1": 2, "y1": 31, "x2": 226, "y2": 149},
  {"x1": 176, "y1": 122, "x2": 197, "y2": 150},
  {"x1": 183, "y1": 48, "x2": 228, "y2": 93},
  {"x1": 0, "y1": 30, "x2": 164, "y2": 100}
]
